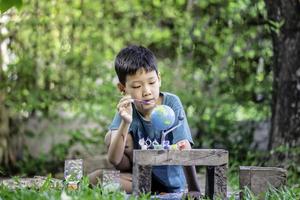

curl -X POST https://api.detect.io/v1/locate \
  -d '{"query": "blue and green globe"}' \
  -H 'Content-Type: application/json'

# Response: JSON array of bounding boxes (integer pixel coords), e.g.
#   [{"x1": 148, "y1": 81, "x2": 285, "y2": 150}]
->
[{"x1": 150, "y1": 105, "x2": 175, "y2": 131}]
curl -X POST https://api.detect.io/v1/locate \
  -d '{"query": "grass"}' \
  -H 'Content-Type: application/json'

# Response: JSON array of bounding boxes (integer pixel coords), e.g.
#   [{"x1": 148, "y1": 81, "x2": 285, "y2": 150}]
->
[
  {"x1": 237, "y1": 185, "x2": 300, "y2": 200},
  {"x1": 0, "y1": 176, "x2": 149, "y2": 200},
  {"x1": 1, "y1": 176, "x2": 300, "y2": 200}
]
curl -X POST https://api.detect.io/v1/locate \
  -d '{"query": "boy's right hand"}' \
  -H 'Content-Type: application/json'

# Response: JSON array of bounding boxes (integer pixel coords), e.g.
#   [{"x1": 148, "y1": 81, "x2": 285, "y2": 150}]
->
[{"x1": 117, "y1": 95, "x2": 133, "y2": 124}]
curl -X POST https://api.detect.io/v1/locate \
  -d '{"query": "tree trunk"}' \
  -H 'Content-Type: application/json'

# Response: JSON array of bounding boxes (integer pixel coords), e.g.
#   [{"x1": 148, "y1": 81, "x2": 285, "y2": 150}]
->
[
  {"x1": 0, "y1": 13, "x2": 20, "y2": 169},
  {"x1": 0, "y1": 33, "x2": 9, "y2": 165},
  {"x1": 265, "y1": 0, "x2": 300, "y2": 165},
  {"x1": 0, "y1": 93, "x2": 10, "y2": 165}
]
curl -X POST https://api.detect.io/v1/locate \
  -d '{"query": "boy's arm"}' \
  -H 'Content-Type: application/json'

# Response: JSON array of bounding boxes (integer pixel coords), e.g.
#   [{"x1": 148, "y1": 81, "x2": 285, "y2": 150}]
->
[
  {"x1": 106, "y1": 95, "x2": 134, "y2": 170},
  {"x1": 106, "y1": 121, "x2": 133, "y2": 171},
  {"x1": 177, "y1": 139, "x2": 201, "y2": 192}
]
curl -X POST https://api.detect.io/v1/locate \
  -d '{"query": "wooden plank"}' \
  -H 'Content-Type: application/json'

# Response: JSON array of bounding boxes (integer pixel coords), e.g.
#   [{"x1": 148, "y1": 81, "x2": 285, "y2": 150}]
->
[
  {"x1": 133, "y1": 149, "x2": 228, "y2": 166},
  {"x1": 205, "y1": 165, "x2": 227, "y2": 200},
  {"x1": 132, "y1": 164, "x2": 152, "y2": 195},
  {"x1": 239, "y1": 166, "x2": 287, "y2": 199},
  {"x1": 205, "y1": 166, "x2": 215, "y2": 199},
  {"x1": 239, "y1": 166, "x2": 251, "y2": 189},
  {"x1": 214, "y1": 165, "x2": 227, "y2": 199},
  {"x1": 239, "y1": 166, "x2": 251, "y2": 199}
]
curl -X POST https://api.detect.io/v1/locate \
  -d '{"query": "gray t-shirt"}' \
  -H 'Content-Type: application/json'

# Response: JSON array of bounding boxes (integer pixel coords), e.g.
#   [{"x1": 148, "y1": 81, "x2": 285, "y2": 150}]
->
[{"x1": 109, "y1": 92, "x2": 193, "y2": 192}]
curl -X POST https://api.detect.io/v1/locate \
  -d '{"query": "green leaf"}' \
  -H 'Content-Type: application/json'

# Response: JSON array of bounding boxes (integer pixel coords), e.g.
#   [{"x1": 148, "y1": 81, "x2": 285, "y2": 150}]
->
[{"x1": 0, "y1": 0, "x2": 22, "y2": 13}]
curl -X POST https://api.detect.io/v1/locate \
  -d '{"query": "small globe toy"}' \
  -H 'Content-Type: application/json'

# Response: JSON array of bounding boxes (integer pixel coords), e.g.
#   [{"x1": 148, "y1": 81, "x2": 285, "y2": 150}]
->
[{"x1": 150, "y1": 105, "x2": 175, "y2": 131}]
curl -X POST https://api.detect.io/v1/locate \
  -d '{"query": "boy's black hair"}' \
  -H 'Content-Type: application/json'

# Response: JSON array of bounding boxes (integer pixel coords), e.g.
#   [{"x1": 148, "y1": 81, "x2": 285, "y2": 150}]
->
[{"x1": 114, "y1": 45, "x2": 158, "y2": 85}]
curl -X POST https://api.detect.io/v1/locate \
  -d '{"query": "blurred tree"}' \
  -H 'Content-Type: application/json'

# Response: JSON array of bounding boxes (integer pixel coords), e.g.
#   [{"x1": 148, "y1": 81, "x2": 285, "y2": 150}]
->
[
  {"x1": 0, "y1": 81, "x2": 10, "y2": 166},
  {"x1": 0, "y1": 0, "x2": 274, "y2": 175},
  {"x1": 0, "y1": 0, "x2": 22, "y2": 13},
  {"x1": 265, "y1": 0, "x2": 300, "y2": 164},
  {"x1": 172, "y1": 0, "x2": 272, "y2": 155},
  {"x1": 0, "y1": 3, "x2": 22, "y2": 166}
]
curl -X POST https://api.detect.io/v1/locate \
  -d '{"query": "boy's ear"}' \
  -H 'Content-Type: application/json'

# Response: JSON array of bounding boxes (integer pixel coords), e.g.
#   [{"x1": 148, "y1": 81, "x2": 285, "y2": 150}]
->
[
  {"x1": 117, "y1": 83, "x2": 126, "y2": 95},
  {"x1": 158, "y1": 71, "x2": 161, "y2": 87}
]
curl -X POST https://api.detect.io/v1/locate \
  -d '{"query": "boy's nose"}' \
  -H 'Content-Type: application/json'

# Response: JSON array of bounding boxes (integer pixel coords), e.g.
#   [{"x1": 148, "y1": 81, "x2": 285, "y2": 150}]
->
[{"x1": 142, "y1": 85, "x2": 152, "y2": 96}]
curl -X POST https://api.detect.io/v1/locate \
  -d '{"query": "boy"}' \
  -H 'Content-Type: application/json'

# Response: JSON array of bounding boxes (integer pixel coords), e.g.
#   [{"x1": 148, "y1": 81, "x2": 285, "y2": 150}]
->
[{"x1": 89, "y1": 45, "x2": 200, "y2": 194}]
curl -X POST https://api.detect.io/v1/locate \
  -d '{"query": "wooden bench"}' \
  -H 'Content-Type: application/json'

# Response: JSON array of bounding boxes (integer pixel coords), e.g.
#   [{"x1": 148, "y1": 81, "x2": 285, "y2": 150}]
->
[
  {"x1": 239, "y1": 166, "x2": 287, "y2": 199},
  {"x1": 132, "y1": 149, "x2": 228, "y2": 199}
]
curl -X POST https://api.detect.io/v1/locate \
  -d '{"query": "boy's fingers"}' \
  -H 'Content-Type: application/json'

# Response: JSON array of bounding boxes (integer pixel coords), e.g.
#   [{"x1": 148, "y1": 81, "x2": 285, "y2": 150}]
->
[
  {"x1": 119, "y1": 109, "x2": 127, "y2": 117},
  {"x1": 117, "y1": 102, "x2": 131, "y2": 112},
  {"x1": 117, "y1": 98, "x2": 132, "y2": 110},
  {"x1": 119, "y1": 110, "x2": 132, "y2": 122}
]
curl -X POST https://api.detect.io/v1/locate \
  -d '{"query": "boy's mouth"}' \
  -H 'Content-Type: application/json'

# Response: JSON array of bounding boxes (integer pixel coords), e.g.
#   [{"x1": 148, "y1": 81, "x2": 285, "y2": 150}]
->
[
  {"x1": 143, "y1": 99, "x2": 155, "y2": 105},
  {"x1": 132, "y1": 98, "x2": 155, "y2": 105}
]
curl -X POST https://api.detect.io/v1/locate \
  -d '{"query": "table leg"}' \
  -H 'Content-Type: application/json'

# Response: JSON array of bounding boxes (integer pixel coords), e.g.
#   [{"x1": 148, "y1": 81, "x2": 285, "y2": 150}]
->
[
  {"x1": 132, "y1": 164, "x2": 152, "y2": 195},
  {"x1": 205, "y1": 165, "x2": 227, "y2": 199}
]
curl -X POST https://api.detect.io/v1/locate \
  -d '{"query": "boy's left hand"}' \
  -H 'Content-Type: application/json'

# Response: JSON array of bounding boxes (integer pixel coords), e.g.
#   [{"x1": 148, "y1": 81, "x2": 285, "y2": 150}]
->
[{"x1": 176, "y1": 139, "x2": 191, "y2": 150}]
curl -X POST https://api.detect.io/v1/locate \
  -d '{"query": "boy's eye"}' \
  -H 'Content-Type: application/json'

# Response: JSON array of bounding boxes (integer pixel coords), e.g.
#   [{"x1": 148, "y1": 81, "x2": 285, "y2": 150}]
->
[
  {"x1": 149, "y1": 81, "x2": 156, "y2": 85},
  {"x1": 132, "y1": 85, "x2": 141, "y2": 89}
]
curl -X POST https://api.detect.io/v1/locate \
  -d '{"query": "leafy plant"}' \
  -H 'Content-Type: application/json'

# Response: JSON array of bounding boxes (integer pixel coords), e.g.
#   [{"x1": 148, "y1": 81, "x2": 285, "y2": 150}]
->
[{"x1": 1, "y1": 0, "x2": 299, "y2": 188}]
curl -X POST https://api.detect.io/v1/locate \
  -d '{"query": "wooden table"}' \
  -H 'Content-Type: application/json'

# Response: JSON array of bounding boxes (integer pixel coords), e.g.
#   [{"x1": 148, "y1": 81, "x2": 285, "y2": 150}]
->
[{"x1": 132, "y1": 149, "x2": 228, "y2": 199}]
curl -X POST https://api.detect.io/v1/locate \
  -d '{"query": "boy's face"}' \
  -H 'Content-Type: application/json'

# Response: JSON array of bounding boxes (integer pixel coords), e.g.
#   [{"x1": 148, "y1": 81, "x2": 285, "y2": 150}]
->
[{"x1": 119, "y1": 68, "x2": 161, "y2": 113}]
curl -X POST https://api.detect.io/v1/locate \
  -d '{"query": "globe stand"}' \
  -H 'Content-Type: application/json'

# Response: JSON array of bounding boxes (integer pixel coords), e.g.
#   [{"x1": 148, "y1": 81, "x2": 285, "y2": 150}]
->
[{"x1": 160, "y1": 113, "x2": 184, "y2": 147}]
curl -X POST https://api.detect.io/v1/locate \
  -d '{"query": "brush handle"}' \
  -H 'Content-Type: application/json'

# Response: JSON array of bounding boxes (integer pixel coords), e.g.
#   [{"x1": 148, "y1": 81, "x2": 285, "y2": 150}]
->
[{"x1": 130, "y1": 99, "x2": 152, "y2": 105}]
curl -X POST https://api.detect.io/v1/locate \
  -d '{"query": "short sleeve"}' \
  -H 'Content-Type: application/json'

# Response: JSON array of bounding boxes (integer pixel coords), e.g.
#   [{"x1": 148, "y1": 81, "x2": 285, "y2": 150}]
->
[
  {"x1": 171, "y1": 106, "x2": 193, "y2": 145},
  {"x1": 108, "y1": 112, "x2": 136, "y2": 135},
  {"x1": 165, "y1": 94, "x2": 194, "y2": 145},
  {"x1": 108, "y1": 112, "x2": 122, "y2": 130}
]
